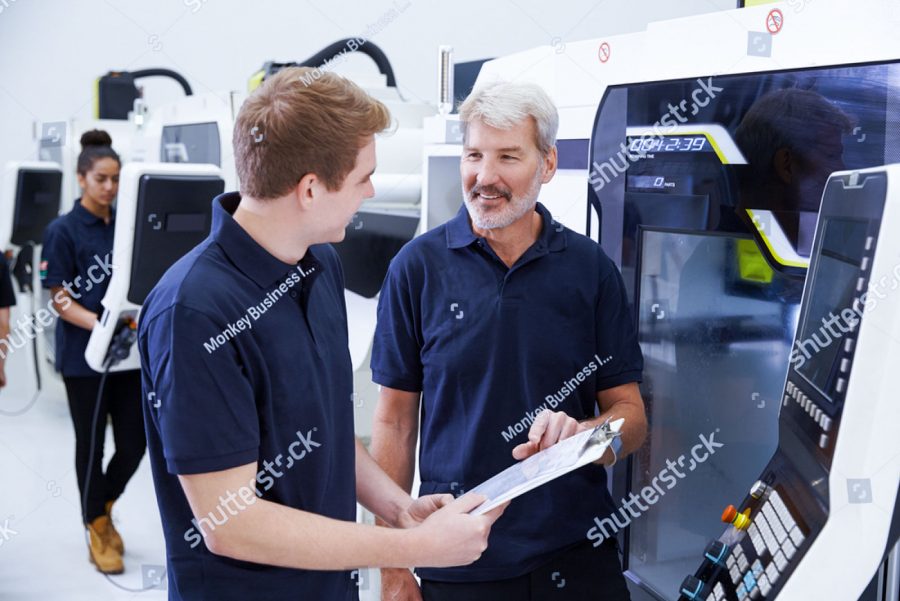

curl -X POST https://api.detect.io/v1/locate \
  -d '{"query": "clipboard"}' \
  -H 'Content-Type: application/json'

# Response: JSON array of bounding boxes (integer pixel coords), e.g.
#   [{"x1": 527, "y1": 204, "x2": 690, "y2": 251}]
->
[{"x1": 468, "y1": 417, "x2": 624, "y2": 516}]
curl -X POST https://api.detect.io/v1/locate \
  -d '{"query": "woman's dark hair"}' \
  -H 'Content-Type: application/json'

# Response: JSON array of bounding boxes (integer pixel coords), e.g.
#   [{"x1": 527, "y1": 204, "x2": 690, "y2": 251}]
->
[{"x1": 77, "y1": 129, "x2": 121, "y2": 175}]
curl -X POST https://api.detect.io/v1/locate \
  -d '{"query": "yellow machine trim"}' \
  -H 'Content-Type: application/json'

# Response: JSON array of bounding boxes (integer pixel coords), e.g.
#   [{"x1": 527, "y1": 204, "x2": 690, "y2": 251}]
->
[
  {"x1": 704, "y1": 134, "x2": 730, "y2": 166},
  {"x1": 248, "y1": 70, "x2": 266, "y2": 93},
  {"x1": 736, "y1": 239, "x2": 774, "y2": 284},
  {"x1": 743, "y1": 0, "x2": 780, "y2": 6},
  {"x1": 745, "y1": 209, "x2": 809, "y2": 268},
  {"x1": 674, "y1": 132, "x2": 730, "y2": 165},
  {"x1": 93, "y1": 77, "x2": 100, "y2": 119}
]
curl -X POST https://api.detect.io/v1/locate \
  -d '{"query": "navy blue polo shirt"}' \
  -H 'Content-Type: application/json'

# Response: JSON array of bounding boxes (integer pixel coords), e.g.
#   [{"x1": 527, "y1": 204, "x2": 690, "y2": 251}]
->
[
  {"x1": 372, "y1": 202, "x2": 643, "y2": 582},
  {"x1": 139, "y1": 192, "x2": 358, "y2": 601},
  {"x1": 40, "y1": 199, "x2": 115, "y2": 377}
]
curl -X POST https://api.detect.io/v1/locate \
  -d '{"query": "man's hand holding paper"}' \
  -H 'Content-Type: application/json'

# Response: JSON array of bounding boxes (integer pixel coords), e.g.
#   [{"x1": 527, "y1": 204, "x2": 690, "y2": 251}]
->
[{"x1": 467, "y1": 415, "x2": 625, "y2": 516}]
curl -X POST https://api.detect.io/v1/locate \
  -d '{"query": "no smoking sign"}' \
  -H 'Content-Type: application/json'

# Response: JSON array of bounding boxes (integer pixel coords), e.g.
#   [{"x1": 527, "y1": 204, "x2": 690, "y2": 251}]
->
[
  {"x1": 766, "y1": 8, "x2": 784, "y2": 34},
  {"x1": 598, "y1": 42, "x2": 611, "y2": 63}
]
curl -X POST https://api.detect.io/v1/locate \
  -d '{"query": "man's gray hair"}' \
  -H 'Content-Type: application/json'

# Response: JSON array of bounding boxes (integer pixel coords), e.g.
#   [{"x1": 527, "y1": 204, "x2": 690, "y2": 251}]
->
[{"x1": 458, "y1": 80, "x2": 559, "y2": 156}]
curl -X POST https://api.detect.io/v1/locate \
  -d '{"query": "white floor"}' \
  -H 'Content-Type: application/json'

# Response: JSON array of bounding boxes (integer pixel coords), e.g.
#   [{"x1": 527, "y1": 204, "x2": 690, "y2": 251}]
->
[{"x1": 0, "y1": 341, "x2": 168, "y2": 601}]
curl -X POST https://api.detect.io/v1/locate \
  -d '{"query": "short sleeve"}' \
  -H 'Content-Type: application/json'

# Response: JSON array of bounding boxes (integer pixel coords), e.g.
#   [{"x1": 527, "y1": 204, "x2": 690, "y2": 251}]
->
[
  {"x1": 41, "y1": 221, "x2": 76, "y2": 289},
  {"x1": 370, "y1": 259, "x2": 423, "y2": 392},
  {"x1": 595, "y1": 265, "x2": 644, "y2": 391},
  {"x1": 0, "y1": 258, "x2": 16, "y2": 307},
  {"x1": 140, "y1": 304, "x2": 259, "y2": 475}
]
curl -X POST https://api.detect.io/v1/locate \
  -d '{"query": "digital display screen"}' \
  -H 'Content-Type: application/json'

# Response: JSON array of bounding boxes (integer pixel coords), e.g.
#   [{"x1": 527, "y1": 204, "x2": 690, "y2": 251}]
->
[
  {"x1": 796, "y1": 219, "x2": 869, "y2": 401},
  {"x1": 628, "y1": 175, "x2": 669, "y2": 189},
  {"x1": 165, "y1": 213, "x2": 207, "y2": 233},
  {"x1": 627, "y1": 135, "x2": 711, "y2": 155},
  {"x1": 13, "y1": 169, "x2": 62, "y2": 245},
  {"x1": 160, "y1": 122, "x2": 221, "y2": 167}
]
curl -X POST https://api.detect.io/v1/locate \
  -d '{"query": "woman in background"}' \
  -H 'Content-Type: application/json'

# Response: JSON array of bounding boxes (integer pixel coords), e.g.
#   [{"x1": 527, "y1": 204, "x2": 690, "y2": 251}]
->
[{"x1": 40, "y1": 130, "x2": 145, "y2": 574}]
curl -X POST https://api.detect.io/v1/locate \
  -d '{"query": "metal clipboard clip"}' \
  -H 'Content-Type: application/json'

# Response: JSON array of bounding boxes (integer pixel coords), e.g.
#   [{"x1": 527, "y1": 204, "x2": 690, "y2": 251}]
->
[{"x1": 578, "y1": 416, "x2": 622, "y2": 459}]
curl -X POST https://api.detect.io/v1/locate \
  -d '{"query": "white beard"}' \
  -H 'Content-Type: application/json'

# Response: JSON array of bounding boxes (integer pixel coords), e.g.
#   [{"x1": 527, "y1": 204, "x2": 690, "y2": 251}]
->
[{"x1": 463, "y1": 167, "x2": 543, "y2": 230}]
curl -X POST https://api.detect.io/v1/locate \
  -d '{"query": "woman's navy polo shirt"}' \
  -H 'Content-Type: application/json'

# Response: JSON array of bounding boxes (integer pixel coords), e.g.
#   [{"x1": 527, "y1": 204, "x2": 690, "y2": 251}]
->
[
  {"x1": 138, "y1": 193, "x2": 357, "y2": 601},
  {"x1": 371, "y1": 202, "x2": 644, "y2": 582},
  {"x1": 40, "y1": 199, "x2": 115, "y2": 377}
]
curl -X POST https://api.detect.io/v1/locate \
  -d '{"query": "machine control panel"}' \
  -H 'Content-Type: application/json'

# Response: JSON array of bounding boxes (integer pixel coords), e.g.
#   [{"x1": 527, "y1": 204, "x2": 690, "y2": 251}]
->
[
  {"x1": 721, "y1": 490, "x2": 806, "y2": 600},
  {"x1": 680, "y1": 482, "x2": 811, "y2": 601},
  {"x1": 677, "y1": 167, "x2": 900, "y2": 601}
]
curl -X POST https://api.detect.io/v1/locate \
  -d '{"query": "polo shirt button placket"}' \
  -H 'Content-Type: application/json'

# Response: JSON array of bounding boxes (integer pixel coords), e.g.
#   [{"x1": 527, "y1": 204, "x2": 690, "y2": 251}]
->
[{"x1": 498, "y1": 279, "x2": 505, "y2": 297}]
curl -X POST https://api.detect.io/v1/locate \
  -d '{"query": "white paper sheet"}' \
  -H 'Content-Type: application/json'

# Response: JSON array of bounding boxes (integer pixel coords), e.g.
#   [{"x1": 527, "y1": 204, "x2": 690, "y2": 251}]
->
[{"x1": 468, "y1": 418, "x2": 624, "y2": 516}]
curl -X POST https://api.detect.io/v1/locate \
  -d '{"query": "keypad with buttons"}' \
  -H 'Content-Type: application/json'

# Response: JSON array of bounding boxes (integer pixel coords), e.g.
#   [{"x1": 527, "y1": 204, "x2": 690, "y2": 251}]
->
[
  {"x1": 721, "y1": 489, "x2": 807, "y2": 600},
  {"x1": 785, "y1": 381, "x2": 834, "y2": 450}
]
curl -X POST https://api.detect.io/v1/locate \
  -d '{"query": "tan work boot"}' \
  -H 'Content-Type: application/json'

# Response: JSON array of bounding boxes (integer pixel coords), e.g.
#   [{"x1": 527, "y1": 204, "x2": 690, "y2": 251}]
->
[
  {"x1": 87, "y1": 515, "x2": 124, "y2": 574},
  {"x1": 104, "y1": 500, "x2": 124, "y2": 554}
]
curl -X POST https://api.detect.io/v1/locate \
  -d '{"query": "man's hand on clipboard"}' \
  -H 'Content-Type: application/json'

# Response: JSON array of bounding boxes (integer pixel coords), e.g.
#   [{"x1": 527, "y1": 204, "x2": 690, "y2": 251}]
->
[
  {"x1": 468, "y1": 418, "x2": 625, "y2": 515},
  {"x1": 512, "y1": 410, "x2": 619, "y2": 466}
]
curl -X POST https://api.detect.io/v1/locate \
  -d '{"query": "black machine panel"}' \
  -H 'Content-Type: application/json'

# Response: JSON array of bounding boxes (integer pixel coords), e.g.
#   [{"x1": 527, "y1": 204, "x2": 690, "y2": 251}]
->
[
  {"x1": 13, "y1": 168, "x2": 62, "y2": 246},
  {"x1": 588, "y1": 61, "x2": 900, "y2": 600},
  {"x1": 333, "y1": 209, "x2": 420, "y2": 298},
  {"x1": 781, "y1": 173, "x2": 886, "y2": 468},
  {"x1": 128, "y1": 174, "x2": 224, "y2": 305}
]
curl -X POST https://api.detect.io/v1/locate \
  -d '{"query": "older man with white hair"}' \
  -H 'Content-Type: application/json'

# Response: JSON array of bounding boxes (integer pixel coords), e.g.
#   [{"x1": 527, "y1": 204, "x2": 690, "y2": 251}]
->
[{"x1": 371, "y1": 80, "x2": 647, "y2": 600}]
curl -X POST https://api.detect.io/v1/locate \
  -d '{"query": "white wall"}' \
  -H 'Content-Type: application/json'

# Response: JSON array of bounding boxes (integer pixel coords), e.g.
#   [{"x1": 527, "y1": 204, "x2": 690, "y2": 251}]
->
[{"x1": 0, "y1": 0, "x2": 736, "y2": 175}]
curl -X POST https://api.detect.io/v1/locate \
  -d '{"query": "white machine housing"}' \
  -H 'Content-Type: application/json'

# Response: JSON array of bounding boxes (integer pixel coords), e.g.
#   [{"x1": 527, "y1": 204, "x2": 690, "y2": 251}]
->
[
  {"x1": 85, "y1": 162, "x2": 223, "y2": 373},
  {"x1": 131, "y1": 91, "x2": 244, "y2": 192},
  {"x1": 776, "y1": 164, "x2": 900, "y2": 599},
  {"x1": 38, "y1": 118, "x2": 141, "y2": 214}
]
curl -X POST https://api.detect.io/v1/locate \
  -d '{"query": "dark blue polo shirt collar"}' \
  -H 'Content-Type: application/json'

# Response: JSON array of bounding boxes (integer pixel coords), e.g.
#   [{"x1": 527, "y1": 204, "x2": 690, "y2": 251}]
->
[
  {"x1": 73, "y1": 198, "x2": 115, "y2": 225},
  {"x1": 211, "y1": 192, "x2": 315, "y2": 290},
  {"x1": 445, "y1": 201, "x2": 567, "y2": 253}
]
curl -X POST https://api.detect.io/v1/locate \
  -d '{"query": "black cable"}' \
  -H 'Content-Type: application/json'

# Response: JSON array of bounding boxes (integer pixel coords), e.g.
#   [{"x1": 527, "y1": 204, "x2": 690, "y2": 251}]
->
[
  {"x1": 82, "y1": 361, "x2": 109, "y2": 526},
  {"x1": 30, "y1": 301, "x2": 41, "y2": 393},
  {"x1": 0, "y1": 388, "x2": 40, "y2": 417},
  {"x1": 298, "y1": 38, "x2": 398, "y2": 88},
  {"x1": 129, "y1": 68, "x2": 193, "y2": 96},
  {"x1": 81, "y1": 324, "x2": 159, "y2": 593}
]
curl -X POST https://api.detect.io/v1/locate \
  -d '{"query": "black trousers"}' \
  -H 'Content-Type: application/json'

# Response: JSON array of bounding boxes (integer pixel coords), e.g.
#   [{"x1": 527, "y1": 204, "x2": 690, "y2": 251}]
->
[
  {"x1": 64, "y1": 370, "x2": 146, "y2": 523},
  {"x1": 421, "y1": 538, "x2": 631, "y2": 601}
]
